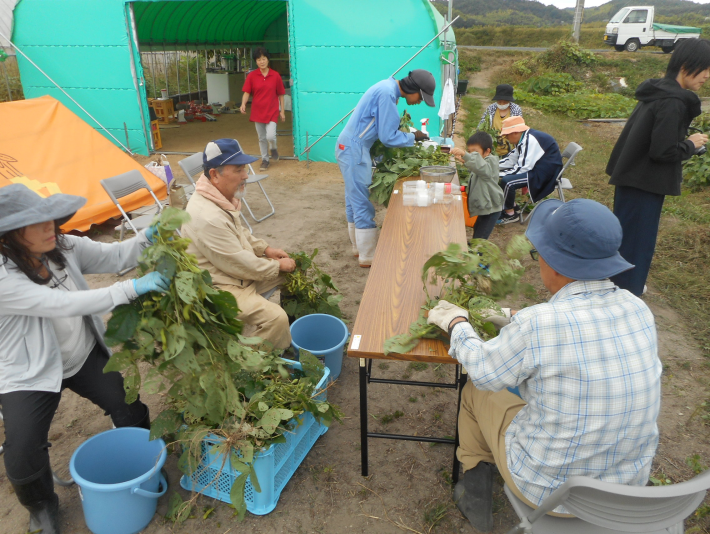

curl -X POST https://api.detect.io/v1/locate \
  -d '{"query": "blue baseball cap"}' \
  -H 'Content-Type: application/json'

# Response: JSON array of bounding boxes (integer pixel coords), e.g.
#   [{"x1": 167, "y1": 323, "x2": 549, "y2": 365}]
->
[
  {"x1": 203, "y1": 138, "x2": 258, "y2": 169},
  {"x1": 525, "y1": 198, "x2": 634, "y2": 281}
]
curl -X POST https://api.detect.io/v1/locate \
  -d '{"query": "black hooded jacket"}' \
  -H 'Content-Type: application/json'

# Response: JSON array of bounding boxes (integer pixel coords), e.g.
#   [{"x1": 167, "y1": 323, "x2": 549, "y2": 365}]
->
[{"x1": 606, "y1": 77, "x2": 701, "y2": 196}]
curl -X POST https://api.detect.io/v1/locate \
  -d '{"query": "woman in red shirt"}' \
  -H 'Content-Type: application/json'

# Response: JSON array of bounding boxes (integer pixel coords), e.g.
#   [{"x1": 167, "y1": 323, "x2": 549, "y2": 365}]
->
[{"x1": 240, "y1": 47, "x2": 286, "y2": 171}]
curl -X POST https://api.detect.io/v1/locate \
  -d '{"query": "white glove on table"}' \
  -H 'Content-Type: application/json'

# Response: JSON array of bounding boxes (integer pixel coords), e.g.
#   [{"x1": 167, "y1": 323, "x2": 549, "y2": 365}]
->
[
  {"x1": 427, "y1": 300, "x2": 469, "y2": 332},
  {"x1": 481, "y1": 308, "x2": 512, "y2": 330}
]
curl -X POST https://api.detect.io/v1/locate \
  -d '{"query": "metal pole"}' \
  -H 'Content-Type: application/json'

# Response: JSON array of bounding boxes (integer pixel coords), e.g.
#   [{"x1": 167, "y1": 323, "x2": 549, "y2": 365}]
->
[
  {"x1": 2, "y1": 62, "x2": 12, "y2": 101},
  {"x1": 186, "y1": 51, "x2": 191, "y2": 101},
  {"x1": 163, "y1": 47, "x2": 169, "y2": 95},
  {"x1": 175, "y1": 51, "x2": 180, "y2": 100},
  {"x1": 572, "y1": 0, "x2": 585, "y2": 43},
  {"x1": 196, "y1": 50, "x2": 200, "y2": 102},
  {"x1": 149, "y1": 52, "x2": 157, "y2": 99},
  {"x1": 300, "y1": 15, "x2": 460, "y2": 156}
]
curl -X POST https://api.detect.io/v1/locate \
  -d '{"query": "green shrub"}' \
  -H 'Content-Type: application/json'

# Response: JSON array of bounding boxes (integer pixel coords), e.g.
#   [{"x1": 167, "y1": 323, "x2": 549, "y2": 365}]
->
[
  {"x1": 458, "y1": 52, "x2": 482, "y2": 75},
  {"x1": 537, "y1": 40, "x2": 598, "y2": 72},
  {"x1": 683, "y1": 112, "x2": 710, "y2": 188},
  {"x1": 515, "y1": 90, "x2": 636, "y2": 119},
  {"x1": 519, "y1": 73, "x2": 582, "y2": 96}
]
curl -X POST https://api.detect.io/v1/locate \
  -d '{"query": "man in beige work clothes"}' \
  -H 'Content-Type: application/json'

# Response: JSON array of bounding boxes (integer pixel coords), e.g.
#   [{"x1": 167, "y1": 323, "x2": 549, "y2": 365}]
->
[{"x1": 182, "y1": 138, "x2": 295, "y2": 349}]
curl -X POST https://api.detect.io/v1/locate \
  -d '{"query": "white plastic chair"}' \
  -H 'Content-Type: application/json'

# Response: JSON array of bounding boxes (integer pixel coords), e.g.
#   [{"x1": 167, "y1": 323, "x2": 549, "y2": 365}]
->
[
  {"x1": 504, "y1": 468, "x2": 710, "y2": 534},
  {"x1": 519, "y1": 142, "x2": 582, "y2": 224},
  {"x1": 100, "y1": 170, "x2": 164, "y2": 241}
]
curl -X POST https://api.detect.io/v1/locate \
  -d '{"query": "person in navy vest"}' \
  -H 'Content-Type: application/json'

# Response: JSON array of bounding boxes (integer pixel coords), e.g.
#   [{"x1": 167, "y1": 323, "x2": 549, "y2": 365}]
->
[{"x1": 497, "y1": 116, "x2": 563, "y2": 224}]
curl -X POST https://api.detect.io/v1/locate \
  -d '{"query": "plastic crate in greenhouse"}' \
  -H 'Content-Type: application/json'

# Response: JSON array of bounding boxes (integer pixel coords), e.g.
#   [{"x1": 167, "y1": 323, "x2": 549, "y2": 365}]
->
[{"x1": 180, "y1": 362, "x2": 330, "y2": 515}]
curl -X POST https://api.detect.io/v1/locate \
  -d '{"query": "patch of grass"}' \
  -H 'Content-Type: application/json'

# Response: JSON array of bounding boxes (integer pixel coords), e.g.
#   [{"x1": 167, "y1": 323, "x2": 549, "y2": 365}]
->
[
  {"x1": 380, "y1": 410, "x2": 404, "y2": 424},
  {"x1": 686, "y1": 454, "x2": 707, "y2": 475},
  {"x1": 460, "y1": 95, "x2": 484, "y2": 140},
  {"x1": 408, "y1": 396, "x2": 418, "y2": 403},
  {"x1": 458, "y1": 51, "x2": 482, "y2": 75},
  {"x1": 423, "y1": 502, "x2": 450, "y2": 531},
  {"x1": 378, "y1": 362, "x2": 390, "y2": 370},
  {"x1": 408, "y1": 362, "x2": 428, "y2": 372}
]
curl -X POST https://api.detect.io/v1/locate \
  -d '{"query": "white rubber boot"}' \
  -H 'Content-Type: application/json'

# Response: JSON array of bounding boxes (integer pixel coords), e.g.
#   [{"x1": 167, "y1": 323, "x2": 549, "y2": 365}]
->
[
  {"x1": 355, "y1": 228, "x2": 378, "y2": 268},
  {"x1": 347, "y1": 222, "x2": 358, "y2": 258}
]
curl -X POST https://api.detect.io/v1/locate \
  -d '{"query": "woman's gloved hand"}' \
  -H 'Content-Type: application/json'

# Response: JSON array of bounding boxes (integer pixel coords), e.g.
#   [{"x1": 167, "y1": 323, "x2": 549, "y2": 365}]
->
[
  {"x1": 133, "y1": 272, "x2": 171, "y2": 295},
  {"x1": 145, "y1": 223, "x2": 160, "y2": 244},
  {"x1": 427, "y1": 300, "x2": 468, "y2": 332}
]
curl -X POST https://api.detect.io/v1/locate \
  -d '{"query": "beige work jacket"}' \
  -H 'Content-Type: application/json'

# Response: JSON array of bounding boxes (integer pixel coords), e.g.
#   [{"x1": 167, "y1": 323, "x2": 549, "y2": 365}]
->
[{"x1": 182, "y1": 192, "x2": 279, "y2": 288}]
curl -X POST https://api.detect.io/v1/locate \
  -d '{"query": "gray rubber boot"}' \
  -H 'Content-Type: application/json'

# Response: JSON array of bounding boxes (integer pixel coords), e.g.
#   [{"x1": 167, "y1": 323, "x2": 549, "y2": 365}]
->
[
  {"x1": 12, "y1": 466, "x2": 61, "y2": 534},
  {"x1": 453, "y1": 462, "x2": 493, "y2": 532}
]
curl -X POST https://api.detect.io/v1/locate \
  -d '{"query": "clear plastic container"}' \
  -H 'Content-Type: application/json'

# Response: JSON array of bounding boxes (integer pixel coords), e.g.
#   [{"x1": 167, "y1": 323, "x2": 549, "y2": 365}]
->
[
  {"x1": 432, "y1": 182, "x2": 454, "y2": 205},
  {"x1": 402, "y1": 180, "x2": 431, "y2": 207}
]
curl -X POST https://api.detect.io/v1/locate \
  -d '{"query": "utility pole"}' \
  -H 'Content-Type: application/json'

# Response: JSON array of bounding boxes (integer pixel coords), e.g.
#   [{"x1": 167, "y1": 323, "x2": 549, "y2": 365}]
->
[{"x1": 572, "y1": 0, "x2": 585, "y2": 43}]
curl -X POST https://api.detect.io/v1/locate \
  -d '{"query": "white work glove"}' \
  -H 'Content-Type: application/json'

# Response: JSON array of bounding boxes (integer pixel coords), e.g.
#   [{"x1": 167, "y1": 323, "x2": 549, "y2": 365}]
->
[
  {"x1": 481, "y1": 308, "x2": 512, "y2": 330},
  {"x1": 427, "y1": 300, "x2": 469, "y2": 333}
]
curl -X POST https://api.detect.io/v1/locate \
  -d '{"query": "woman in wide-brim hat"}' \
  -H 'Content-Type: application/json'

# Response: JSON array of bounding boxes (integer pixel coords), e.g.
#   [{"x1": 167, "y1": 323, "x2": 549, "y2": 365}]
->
[
  {"x1": 0, "y1": 184, "x2": 172, "y2": 534},
  {"x1": 478, "y1": 84, "x2": 524, "y2": 156}
]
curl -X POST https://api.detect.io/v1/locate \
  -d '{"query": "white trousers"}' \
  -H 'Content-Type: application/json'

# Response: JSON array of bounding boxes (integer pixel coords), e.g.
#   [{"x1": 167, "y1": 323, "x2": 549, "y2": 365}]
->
[{"x1": 254, "y1": 121, "x2": 277, "y2": 161}]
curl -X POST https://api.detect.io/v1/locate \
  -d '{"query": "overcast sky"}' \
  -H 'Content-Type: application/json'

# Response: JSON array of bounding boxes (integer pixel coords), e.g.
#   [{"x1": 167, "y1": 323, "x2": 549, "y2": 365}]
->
[{"x1": 536, "y1": 0, "x2": 710, "y2": 7}]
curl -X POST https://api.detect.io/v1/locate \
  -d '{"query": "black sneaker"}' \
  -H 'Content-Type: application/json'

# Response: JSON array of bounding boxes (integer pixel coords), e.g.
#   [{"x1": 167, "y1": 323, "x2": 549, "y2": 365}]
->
[
  {"x1": 259, "y1": 159, "x2": 270, "y2": 171},
  {"x1": 497, "y1": 211, "x2": 519, "y2": 225},
  {"x1": 270, "y1": 149, "x2": 279, "y2": 161}
]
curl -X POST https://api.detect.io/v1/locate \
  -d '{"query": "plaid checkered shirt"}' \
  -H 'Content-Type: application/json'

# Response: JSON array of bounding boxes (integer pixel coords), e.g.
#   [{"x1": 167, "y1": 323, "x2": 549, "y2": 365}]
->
[{"x1": 450, "y1": 280, "x2": 661, "y2": 513}]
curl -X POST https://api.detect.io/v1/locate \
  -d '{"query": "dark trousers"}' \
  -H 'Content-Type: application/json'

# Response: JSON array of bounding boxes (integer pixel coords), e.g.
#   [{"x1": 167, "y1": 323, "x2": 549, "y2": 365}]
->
[
  {"x1": 472, "y1": 211, "x2": 501, "y2": 240},
  {"x1": 0, "y1": 344, "x2": 147, "y2": 484},
  {"x1": 500, "y1": 173, "x2": 529, "y2": 210},
  {"x1": 610, "y1": 185, "x2": 665, "y2": 297}
]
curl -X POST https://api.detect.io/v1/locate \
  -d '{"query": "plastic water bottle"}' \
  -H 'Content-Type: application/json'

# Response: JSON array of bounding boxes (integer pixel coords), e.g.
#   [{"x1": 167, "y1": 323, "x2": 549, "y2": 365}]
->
[{"x1": 160, "y1": 154, "x2": 173, "y2": 187}]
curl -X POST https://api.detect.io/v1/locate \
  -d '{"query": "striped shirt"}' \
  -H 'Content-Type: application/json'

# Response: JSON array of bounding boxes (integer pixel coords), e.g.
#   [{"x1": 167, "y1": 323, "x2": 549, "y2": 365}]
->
[
  {"x1": 449, "y1": 280, "x2": 661, "y2": 513},
  {"x1": 478, "y1": 102, "x2": 523, "y2": 129}
]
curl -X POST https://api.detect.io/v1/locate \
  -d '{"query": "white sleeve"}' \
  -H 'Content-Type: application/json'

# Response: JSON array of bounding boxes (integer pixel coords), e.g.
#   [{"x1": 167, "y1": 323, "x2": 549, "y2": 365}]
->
[
  {"x1": 69, "y1": 232, "x2": 151, "y2": 275},
  {"x1": 500, "y1": 133, "x2": 545, "y2": 176}
]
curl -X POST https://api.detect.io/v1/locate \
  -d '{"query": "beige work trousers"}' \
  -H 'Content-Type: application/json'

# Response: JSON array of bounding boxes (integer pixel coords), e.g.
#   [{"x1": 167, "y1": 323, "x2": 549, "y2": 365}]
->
[
  {"x1": 218, "y1": 277, "x2": 291, "y2": 350},
  {"x1": 458, "y1": 382, "x2": 573, "y2": 517}
]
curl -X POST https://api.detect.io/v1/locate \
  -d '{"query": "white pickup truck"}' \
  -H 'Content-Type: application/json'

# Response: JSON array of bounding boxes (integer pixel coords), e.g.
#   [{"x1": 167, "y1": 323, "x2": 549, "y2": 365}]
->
[{"x1": 603, "y1": 6, "x2": 701, "y2": 53}]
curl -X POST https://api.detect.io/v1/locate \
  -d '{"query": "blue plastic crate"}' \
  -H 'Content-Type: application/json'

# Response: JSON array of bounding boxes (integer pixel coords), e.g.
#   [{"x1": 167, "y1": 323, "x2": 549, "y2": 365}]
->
[{"x1": 180, "y1": 361, "x2": 330, "y2": 515}]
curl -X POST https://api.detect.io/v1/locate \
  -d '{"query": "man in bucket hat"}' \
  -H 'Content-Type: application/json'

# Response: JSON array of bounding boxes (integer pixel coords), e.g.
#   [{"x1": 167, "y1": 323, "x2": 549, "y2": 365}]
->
[
  {"x1": 427, "y1": 199, "x2": 661, "y2": 532},
  {"x1": 497, "y1": 116, "x2": 562, "y2": 224},
  {"x1": 181, "y1": 138, "x2": 296, "y2": 350}
]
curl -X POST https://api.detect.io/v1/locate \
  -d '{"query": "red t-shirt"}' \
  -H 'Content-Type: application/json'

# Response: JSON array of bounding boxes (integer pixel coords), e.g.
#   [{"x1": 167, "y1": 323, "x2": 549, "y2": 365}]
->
[{"x1": 242, "y1": 68, "x2": 286, "y2": 124}]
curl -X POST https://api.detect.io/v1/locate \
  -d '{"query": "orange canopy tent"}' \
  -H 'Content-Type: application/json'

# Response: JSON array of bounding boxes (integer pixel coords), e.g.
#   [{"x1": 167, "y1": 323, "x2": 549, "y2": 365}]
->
[{"x1": 0, "y1": 96, "x2": 167, "y2": 232}]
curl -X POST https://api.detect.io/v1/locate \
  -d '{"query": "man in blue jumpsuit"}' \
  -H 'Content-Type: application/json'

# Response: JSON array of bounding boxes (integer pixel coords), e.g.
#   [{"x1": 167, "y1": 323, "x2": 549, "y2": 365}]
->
[{"x1": 336, "y1": 70, "x2": 436, "y2": 267}]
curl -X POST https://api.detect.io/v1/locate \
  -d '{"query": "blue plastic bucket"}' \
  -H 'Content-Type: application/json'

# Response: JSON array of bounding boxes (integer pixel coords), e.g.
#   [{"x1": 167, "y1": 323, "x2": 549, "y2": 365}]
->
[
  {"x1": 69, "y1": 428, "x2": 167, "y2": 534},
  {"x1": 290, "y1": 314, "x2": 349, "y2": 380}
]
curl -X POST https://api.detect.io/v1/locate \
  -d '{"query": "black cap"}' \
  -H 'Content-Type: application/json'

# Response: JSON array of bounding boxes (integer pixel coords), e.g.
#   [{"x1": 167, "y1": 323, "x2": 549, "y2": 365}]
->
[
  {"x1": 410, "y1": 69, "x2": 436, "y2": 107},
  {"x1": 492, "y1": 84, "x2": 515, "y2": 102}
]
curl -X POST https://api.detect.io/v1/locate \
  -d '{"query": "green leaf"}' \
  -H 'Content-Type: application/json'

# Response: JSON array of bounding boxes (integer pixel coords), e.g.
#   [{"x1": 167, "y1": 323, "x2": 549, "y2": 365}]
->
[
  {"x1": 104, "y1": 305, "x2": 139, "y2": 345},
  {"x1": 259, "y1": 408, "x2": 282, "y2": 435},
  {"x1": 166, "y1": 491, "x2": 190, "y2": 523},
  {"x1": 155, "y1": 254, "x2": 178, "y2": 279},
  {"x1": 103, "y1": 349, "x2": 133, "y2": 373},
  {"x1": 299, "y1": 350, "x2": 324, "y2": 383},
  {"x1": 164, "y1": 324, "x2": 187, "y2": 360},
  {"x1": 175, "y1": 271, "x2": 198, "y2": 304},
  {"x1": 149, "y1": 409, "x2": 181, "y2": 440},
  {"x1": 205, "y1": 388, "x2": 226, "y2": 423},
  {"x1": 229, "y1": 473, "x2": 249, "y2": 521},
  {"x1": 143, "y1": 367, "x2": 165, "y2": 394},
  {"x1": 123, "y1": 363, "x2": 141, "y2": 405},
  {"x1": 158, "y1": 207, "x2": 191, "y2": 232},
  {"x1": 173, "y1": 346, "x2": 201, "y2": 373}
]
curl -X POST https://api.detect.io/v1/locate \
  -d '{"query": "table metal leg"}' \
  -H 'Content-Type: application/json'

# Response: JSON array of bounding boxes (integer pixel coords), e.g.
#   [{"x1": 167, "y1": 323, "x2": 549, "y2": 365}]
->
[
  {"x1": 452, "y1": 365, "x2": 468, "y2": 484},
  {"x1": 359, "y1": 358, "x2": 369, "y2": 477}
]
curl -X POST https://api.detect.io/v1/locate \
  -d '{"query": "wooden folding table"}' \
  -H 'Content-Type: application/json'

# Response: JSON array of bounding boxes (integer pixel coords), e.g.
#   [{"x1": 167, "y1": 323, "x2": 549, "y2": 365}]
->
[{"x1": 347, "y1": 174, "x2": 468, "y2": 483}]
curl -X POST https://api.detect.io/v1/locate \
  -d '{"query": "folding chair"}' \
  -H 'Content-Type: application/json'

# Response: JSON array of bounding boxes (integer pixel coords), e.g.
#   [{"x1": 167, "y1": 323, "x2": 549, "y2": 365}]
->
[
  {"x1": 0, "y1": 406, "x2": 74, "y2": 487},
  {"x1": 504, "y1": 467, "x2": 710, "y2": 534},
  {"x1": 519, "y1": 142, "x2": 582, "y2": 224},
  {"x1": 100, "y1": 170, "x2": 164, "y2": 241},
  {"x1": 243, "y1": 164, "x2": 275, "y2": 223}
]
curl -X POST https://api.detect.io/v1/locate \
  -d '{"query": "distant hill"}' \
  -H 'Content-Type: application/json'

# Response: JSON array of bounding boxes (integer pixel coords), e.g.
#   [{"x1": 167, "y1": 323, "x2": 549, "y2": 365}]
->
[
  {"x1": 432, "y1": 0, "x2": 710, "y2": 27},
  {"x1": 430, "y1": 0, "x2": 572, "y2": 27}
]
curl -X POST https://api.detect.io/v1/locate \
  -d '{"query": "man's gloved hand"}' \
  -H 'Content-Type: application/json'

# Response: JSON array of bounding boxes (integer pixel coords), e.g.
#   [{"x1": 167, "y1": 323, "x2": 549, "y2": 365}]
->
[
  {"x1": 145, "y1": 223, "x2": 160, "y2": 244},
  {"x1": 427, "y1": 300, "x2": 469, "y2": 332},
  {"x1": 133, "y1": 272, "x2": 171, "y2": 296},
  {"x1": 481, "y1": 308, "x2": 512, "y2": 330},
  {"x1": 414, "y1": 130, "x2": 429, "y2": 142}
]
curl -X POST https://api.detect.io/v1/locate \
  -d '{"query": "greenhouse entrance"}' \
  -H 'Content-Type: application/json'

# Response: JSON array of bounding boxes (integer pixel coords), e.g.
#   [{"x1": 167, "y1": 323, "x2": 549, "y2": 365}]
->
[{"x1": 130, "y1": 0, "x2": 294, "y2": 157}]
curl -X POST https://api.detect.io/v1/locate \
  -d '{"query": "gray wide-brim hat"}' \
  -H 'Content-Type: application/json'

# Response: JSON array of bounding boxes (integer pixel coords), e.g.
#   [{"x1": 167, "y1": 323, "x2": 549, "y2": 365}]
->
[
  {"x1": 0, "y1": 183, "x2": 87, "y2": 237},
  {"x1": 525, "y1": 198, "x2": 634, "y2": 281}
]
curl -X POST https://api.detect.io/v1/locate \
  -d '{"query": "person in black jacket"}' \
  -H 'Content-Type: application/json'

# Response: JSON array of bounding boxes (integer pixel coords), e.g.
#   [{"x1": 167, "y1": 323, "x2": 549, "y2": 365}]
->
[{"x1": 606, "y1": 38, "x2": 710, "y2": 296}]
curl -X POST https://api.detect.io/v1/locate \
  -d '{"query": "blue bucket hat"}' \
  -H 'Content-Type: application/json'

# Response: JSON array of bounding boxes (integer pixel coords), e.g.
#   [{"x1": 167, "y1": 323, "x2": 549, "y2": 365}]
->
[
  {"x1": 525, "y1": 198, "x2": 634, "y2": 281},
  {"x1": 203, "y1": 138, "x2": 258, "y2": 169},
  {"x1": 0, "y1": 184, "x2": 86, "y2": 237}
]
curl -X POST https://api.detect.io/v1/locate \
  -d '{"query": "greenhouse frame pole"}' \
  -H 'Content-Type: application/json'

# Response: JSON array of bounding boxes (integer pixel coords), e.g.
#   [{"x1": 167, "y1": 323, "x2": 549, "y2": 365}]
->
[
  {"x1": 300, "y1": 15, "x2": 460, "y2": 156},
  {"x1": 196, "y1": 51, "x2": 201, "y2": 100},
  {"x1": 2, "y1": 63, "x2": 12, "y2": 101}
]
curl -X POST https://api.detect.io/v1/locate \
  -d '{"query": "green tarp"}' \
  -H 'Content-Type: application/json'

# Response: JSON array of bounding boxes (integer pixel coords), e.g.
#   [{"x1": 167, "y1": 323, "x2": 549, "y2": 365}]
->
[{"x1": 653, "y1": 23, "x2": 702, "y2": 35}]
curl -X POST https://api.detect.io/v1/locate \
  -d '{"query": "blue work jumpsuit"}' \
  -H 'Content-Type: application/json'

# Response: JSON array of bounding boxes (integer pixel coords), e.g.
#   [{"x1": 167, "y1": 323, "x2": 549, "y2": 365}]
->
[{"x1": 336, "y1": 78, "x2": 415, "y2": 229}]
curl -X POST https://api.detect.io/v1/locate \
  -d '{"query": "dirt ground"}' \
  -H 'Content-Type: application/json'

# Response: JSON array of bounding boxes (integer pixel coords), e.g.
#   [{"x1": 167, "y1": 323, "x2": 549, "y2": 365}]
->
[{"x1": 1, "y1": 85, "x2": 709, "y2": 534}]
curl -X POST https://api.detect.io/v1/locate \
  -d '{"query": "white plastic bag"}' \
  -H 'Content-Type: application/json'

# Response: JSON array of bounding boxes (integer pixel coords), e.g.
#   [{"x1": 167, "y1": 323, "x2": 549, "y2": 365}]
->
[{"x1": 144, "y1": 161, "x2": 167, "y2": 185}]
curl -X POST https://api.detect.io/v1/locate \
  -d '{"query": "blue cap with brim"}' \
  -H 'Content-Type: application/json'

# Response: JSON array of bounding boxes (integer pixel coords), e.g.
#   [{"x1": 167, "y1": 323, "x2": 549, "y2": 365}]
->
[
  {"x1": 525, "y1": 198, "x2": 634, "y2": 281},
  {"x1": 203, "y1": 138, "x2": 259, "y2": 169}
]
